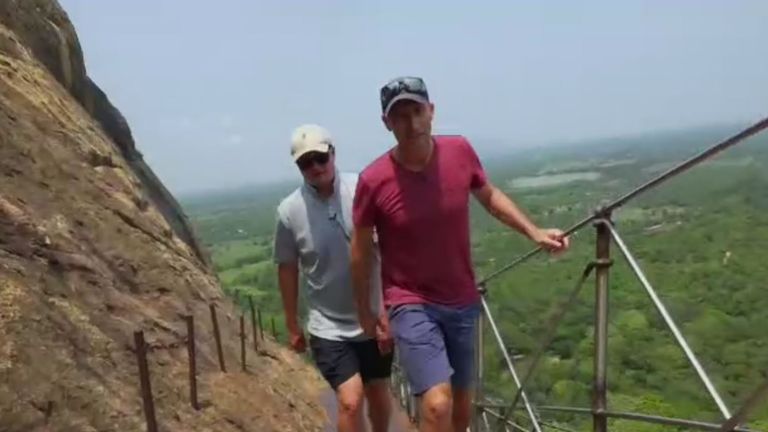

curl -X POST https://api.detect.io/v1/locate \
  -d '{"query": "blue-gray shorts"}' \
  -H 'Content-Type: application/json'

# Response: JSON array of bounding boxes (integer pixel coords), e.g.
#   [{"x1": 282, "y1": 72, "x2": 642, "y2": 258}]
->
[{"x1": 389, "y1": 302, "x2": 481, "y2": 395}]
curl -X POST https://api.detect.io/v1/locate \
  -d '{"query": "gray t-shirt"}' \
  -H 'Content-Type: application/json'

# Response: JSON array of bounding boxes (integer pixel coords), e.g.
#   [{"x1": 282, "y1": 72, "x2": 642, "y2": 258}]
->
[{"x1": 273, "y1": 171, "x2": 382, "y2": 341}]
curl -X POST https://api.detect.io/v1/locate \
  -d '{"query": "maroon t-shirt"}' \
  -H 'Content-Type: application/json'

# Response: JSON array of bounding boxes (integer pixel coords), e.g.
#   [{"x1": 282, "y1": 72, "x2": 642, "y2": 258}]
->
[{"x1": 353, "y1": 135, "x2": 487, "y2": 307}]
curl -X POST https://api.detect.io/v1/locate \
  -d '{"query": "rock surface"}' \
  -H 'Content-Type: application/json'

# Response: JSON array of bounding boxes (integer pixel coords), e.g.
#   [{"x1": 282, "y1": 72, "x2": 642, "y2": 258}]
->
[
  {"x1": 0, "y1": 1, "x2": 327, "y2": 430},
  {"x1": 0, "y1": 0, "x2": 208, "y2": 267}
]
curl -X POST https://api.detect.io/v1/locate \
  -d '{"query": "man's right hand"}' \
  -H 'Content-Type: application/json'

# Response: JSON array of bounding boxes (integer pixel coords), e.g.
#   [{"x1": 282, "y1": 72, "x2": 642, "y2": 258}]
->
[
  {"x1": 288, "y1": 329, "x2": 307, "y2": 353},
  {"x1": 358, "y1": 309, "x2": 378, "y2": 338},
  {"x1": 376, "y1": 314, "x2": 394, "y2": 355},
  {"x1": 277, "y1": 262, "x2": 303, "y2": 352}
]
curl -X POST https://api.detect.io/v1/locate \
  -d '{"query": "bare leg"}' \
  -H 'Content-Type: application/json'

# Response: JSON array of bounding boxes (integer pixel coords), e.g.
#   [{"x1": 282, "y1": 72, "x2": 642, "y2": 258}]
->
[
  {"x1": 419, "y1": 382, "x2": 453, "y2": 432},
  {"x1": 364, "y1": 378, "x2": 392, "y2": 432},
  {"x1": 452, "y1": 386, "x2": 473, "y2": 432},
  {"x1": 337, "y1": 374, "x2": 365, "y2": 432}
]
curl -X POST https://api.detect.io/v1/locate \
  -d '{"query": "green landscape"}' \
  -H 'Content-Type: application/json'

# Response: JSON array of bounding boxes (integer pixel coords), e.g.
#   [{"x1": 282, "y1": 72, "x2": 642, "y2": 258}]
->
[{"x1": 181, "y1": 125, "x2": 768, "y2": 431}]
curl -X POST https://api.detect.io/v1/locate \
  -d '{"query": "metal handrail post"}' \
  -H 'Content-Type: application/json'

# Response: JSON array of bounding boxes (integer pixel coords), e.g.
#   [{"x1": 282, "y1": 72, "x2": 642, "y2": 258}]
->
[
  {"x1": 604, "y1": 220, "x2": 733, "y2": 419},
  {"x1": 481, "y1": 297, "x2": 544, "y2": 432},
  {"x1": 492, "y1": 263, "x2": 597, "y2": 431},
  {"x1": 473, "y1": 295, "x2": 486, "y2": 432},
  {"x1": 593, "y1": 218, "x2": 612, "y2": 432},
  {"x1": 721, "y1": 379, "x2": 768, "y2": 431}
]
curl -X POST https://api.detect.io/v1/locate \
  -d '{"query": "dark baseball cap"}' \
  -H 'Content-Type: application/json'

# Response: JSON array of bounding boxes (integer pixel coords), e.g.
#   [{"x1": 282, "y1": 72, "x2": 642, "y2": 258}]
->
[{"x1": 380, "y1": 76, "x2": 430, "y2": 116}]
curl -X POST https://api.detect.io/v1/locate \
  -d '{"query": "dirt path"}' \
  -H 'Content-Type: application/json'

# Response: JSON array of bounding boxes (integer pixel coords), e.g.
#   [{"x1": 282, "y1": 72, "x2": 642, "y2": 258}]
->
[{"x1": 320, "y1": 389, "x2": 415, "y2": 431}]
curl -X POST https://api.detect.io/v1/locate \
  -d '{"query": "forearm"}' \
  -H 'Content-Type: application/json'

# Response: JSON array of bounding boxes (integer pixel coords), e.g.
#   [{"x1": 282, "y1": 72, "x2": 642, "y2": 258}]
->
[
  {"x1": 350, "y1": 235, "x2": 373, "y2": 314},
  {"x1": 374, "y1": 261, "x2": 387, "y2": 320},
  {"x1": 351, "y1": 257, "x2": 372, "y2": 312},
  {"x1": 484, "y1": 185, "x2": 539, "y2": 239},
  {"x1": 277, "y1": 264, "x2": 301, "y2": 332}
]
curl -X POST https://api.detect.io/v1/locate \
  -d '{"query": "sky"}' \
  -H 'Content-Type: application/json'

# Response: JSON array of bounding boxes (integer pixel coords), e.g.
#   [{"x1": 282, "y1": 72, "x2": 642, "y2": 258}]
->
[{"x1": 59, "y1": 0, "x2": 768, "y2": 195}]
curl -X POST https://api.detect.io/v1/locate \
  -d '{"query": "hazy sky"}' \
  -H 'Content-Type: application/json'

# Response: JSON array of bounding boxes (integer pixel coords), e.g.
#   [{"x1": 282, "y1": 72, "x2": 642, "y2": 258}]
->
[{"x1": 60, "y1": 0, "x2": 768, "y2": 194}]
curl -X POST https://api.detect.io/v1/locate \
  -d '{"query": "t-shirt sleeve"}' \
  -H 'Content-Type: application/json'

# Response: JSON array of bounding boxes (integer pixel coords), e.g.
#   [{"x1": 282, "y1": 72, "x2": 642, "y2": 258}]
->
[
  {"x1": 463, "y1": 138, "x2": 488, "y2": 189},
  {"x1": 272, "y1": 211, "x2": 299, "y2": 264},
  {"x1": 352, "y1": 175, "x2": 377, "y2": 227}
]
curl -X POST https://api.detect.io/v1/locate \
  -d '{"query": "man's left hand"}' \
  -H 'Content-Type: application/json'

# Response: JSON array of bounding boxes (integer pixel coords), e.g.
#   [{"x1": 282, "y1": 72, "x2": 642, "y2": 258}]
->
[{"x1": 531, "y1": 228, "x2": 570, "y2": 254}]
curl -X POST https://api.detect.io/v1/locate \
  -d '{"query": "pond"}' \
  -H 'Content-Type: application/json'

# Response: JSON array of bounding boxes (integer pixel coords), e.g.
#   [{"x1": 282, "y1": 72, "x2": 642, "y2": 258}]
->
[{"x1": 508, "y1": 171, "x2": 602, "y2": 189}]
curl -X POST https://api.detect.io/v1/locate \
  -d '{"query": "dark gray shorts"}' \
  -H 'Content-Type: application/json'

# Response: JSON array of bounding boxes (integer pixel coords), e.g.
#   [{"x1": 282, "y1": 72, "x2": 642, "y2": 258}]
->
[
  {"x1": 389, "y1": 302, "x2": 480, "y2": 395},
  {"x1": 309, "y1": 335, "x2": 394, "y2": 390}
]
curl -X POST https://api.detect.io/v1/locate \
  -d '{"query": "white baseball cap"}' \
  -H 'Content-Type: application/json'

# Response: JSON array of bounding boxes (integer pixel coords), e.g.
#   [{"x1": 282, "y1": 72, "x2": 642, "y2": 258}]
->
[{"x1": 290, "y1": 124, "x2": 332, "y2": 161}]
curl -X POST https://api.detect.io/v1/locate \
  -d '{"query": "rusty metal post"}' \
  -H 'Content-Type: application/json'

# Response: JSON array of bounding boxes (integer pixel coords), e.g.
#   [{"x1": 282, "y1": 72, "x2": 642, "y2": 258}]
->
[
  {"x1": 209, "y1": 303, "x2": 226, "y2": 372},
  {"x1": 134, "y1": 331, "x2": 158, "y2": 432},
  {"x1": 472, "y1": 293, "x2": 485, "y2": 432},
  {"x1": 248, "y1": 296, "x2": 259, "y2": 351},
  {"x1": 721, "y1": 379, "x2": 768, "y2": 431},
  {"x1": 184, "y1": 315, "x2": 199, "y2": 410},
  {"x1": 258, "y1": 308, "x2": 264, "y2": 340},
  {"x1": 240, "y1": 315, "x2": 247, "y2": 372},
  {"x1": 593, "y1": 219, "x2": 611, "y2": 432},
  {"x1": 271, "y1": 316, "x2": 277, "y2": 340}
]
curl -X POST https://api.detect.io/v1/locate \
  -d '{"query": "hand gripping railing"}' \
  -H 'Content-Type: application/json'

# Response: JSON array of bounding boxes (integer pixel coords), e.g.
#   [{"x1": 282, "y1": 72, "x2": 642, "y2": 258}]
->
[{"x1": 388, "y1": 116, "x2": 768, "y2": 432}]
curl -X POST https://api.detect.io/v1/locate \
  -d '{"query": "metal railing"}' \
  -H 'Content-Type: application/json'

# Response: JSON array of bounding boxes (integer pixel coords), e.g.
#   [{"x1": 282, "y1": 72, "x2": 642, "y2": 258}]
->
[{"x1": 390, "y1": 116, "x2": 768, "y2": 432}]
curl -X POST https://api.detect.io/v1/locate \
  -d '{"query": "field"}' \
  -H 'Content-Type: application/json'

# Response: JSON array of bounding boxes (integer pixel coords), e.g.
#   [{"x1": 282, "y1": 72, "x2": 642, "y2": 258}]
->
[{"x1": 182, "y1": 125, "x2": 768, "y2": 431}]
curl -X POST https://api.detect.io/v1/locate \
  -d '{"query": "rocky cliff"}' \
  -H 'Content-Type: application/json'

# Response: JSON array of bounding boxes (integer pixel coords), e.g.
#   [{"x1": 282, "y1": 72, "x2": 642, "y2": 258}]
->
[
  {"x1": 0, "y1": 0, "x2": 208, "y2": 268},
  {"x1": 0, "y1": 1, "x2": 326, "y2": 430}
]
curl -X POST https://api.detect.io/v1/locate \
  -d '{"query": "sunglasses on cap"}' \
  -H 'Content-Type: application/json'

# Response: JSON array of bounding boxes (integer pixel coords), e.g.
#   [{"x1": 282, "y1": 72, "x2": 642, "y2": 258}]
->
[
  {"x1": 380, "y1": 76, "x2": 429, "y2": 113},
  {"x1": 296, "y1": 151, "x2": 330, "y2": 171}
]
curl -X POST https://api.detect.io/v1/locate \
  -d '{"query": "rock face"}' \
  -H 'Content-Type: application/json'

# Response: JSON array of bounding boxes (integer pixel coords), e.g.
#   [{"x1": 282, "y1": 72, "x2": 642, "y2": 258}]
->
[
  {"x1": 0, "y1": 0, "x2": 208, "y2": 268},
  {"x1": 0, "y1": 1, "x2": 326, "y2": 431}
]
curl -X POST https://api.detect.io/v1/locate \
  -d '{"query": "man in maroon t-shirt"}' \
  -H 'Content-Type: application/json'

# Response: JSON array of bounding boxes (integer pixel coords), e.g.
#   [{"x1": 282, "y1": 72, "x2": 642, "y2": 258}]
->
[{"x1": 350, "y1": 76, "x2": 570, "y2": 432}]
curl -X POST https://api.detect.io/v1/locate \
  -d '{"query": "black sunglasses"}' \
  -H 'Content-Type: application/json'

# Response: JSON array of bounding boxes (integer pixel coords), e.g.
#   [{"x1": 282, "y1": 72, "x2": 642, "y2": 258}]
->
[
  {"x1": 380, "y1": 76, "x2": 429, "y2": 112},
  {"x1": 296, "y1": 151, "x2": 330, "y2": 171}
]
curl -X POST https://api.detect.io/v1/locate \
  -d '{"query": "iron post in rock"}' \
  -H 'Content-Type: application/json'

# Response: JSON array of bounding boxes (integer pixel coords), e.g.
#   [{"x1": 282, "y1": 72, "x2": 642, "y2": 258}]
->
[
  {"x1": 271, "y1": 316, "x2": 277, "y2": 340},
  {"x1": 258, "y1": 308, "x2": 264, "y2": 340},
  {"x1": 240, "y1": 315, "x2": 247, "y2": 372},
  {"x1": 209, "y1": 303, "x2": 226, "y2": 372},
  {"x1": 248, "y1": 296, "x2": 258, "y2": 351},
  {"x1": 184, "y1": 315, "x2": 199, "y2": 410},
  {"x1": 134, "y1": 330, "x2": 158, "y2": 432}
]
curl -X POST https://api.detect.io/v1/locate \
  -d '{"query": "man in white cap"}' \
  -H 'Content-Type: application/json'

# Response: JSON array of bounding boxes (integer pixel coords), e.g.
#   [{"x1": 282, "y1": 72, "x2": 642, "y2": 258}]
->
[{"x1": 273, "y1": 124, "x2": 393, "y2": 432}]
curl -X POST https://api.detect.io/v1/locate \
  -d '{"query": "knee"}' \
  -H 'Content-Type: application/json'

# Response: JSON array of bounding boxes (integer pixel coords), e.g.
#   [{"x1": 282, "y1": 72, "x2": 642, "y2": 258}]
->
[
  {"x1": 422, "y1": 390, "x2": 452, "y2": 422},
  {"x1": 338, "y1": 391, "x2": 364, "y2": 417}
]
